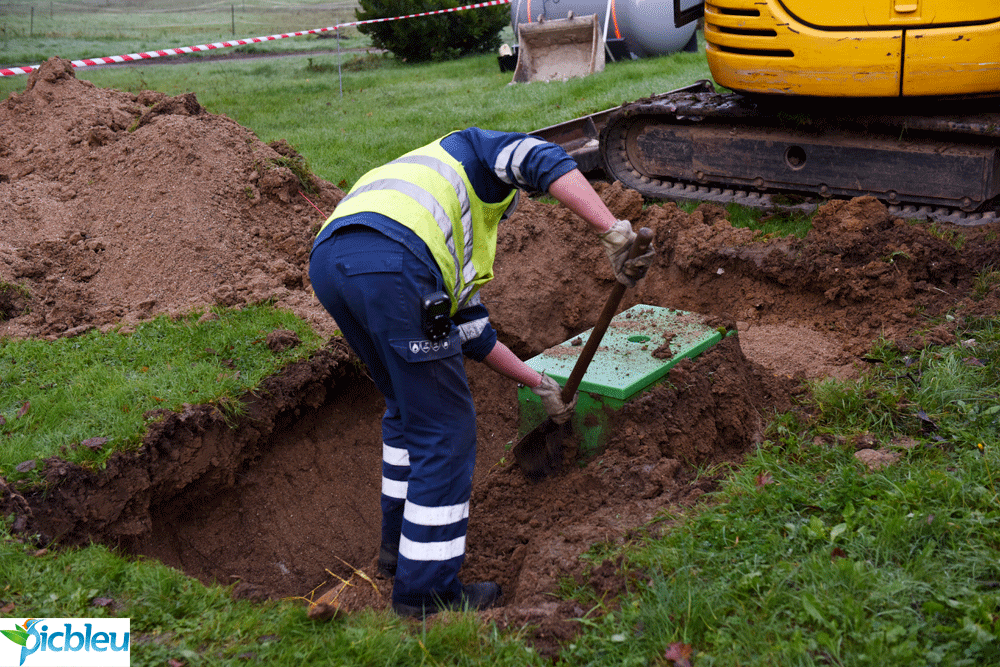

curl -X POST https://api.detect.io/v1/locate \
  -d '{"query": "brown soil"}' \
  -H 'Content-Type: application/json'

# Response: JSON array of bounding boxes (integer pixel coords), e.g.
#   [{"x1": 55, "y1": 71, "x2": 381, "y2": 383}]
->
[{"x1": 3, "y1": 58, "x2": 1000, "y2": 657}]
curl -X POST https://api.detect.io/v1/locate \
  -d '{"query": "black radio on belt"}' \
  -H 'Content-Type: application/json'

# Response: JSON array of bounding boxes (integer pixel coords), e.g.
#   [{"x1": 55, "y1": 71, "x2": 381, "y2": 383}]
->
[{"x1": 421, "y1": 291, "x2": 451, "y2": 342}]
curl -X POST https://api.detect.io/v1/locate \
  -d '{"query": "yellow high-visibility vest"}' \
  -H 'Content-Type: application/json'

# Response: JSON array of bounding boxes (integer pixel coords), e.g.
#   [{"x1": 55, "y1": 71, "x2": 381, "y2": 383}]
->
[{"x1": 320, "y1": 137, "x2": 517, "y2": 315}]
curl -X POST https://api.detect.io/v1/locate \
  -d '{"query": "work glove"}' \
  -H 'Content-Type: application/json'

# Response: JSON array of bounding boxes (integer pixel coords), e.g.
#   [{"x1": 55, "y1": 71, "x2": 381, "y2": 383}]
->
[
  {"x1": 530, "y1": 372, "x2": 577, "y2": 424},
  {"x1": 600, "y1": 219, "x2": 656, "y2": 287}
]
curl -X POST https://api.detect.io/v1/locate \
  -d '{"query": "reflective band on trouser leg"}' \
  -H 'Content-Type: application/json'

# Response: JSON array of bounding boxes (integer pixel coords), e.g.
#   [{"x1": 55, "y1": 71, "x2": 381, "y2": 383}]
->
[
  {"x1": 308, "y1": 225, "x2": 429, "y2": 575},
  {"x1": 399, "y1": 534, "x2": 466, "y2": 561},
  {"x1": 308, "y1": 224, "x2": 476, "y2": 609},
  {"x1": 390, "y1": 354, "x2": 477, "y2": 609},
  {"x1": 398, "y1": 499, "x2": 470, "y2": 562},
  {"x1": 381, "y1": 406, "x2": 408, "y2": 558}
]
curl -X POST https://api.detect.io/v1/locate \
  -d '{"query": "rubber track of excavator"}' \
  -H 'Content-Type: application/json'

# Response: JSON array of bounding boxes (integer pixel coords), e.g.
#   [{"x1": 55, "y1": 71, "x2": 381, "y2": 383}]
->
[{"x1": 596, "y1": 83, "x2": 1000, "y2": 226}]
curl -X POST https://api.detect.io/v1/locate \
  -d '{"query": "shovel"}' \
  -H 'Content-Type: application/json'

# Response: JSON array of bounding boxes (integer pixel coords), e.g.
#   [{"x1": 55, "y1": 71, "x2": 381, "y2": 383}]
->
[{"x1": 513, "y1": 227, "x2": 654, "y2": 481}]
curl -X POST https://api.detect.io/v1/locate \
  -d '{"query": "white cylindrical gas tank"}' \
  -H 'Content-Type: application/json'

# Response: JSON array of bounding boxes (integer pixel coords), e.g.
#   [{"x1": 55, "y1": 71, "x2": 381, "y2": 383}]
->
[{"x1": 510, "y1": 0, "x2": 698, "y2": 58}]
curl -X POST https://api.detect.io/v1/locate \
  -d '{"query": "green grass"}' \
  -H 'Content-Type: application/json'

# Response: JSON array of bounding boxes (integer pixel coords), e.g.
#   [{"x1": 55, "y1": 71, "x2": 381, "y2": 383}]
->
[
  {"x1": 555, "y1": 315, "x2": 1000, "y2": 666},
  {"x1": 4, "y1": 313, "x2": 998, "y2": 665},
  {"x1": 65, "y1": 48, "x2": 706, "y2": 189},
  {"x1": 2, "y1": 31, "x2": 712, "y2": 189},
  {"x1": 0, "y1": 304, "x2": 324, "y2": 486},
  {"x1": 1, "y1": 0, "x2": 367, "y2": 65},
  {"x1": 973, "y1": 265, "x2": 1000, "y2": 301},
  {"x1": 678, "y1": 200, "x2": 816, "y2": 238},
  {"x1": 0, "y1": 535, "x2": 540, "y2": 666}
]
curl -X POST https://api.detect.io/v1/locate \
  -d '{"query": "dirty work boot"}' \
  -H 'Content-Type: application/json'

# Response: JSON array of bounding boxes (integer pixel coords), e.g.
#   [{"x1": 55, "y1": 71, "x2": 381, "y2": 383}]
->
[
  {"x1": 392, "y1": 582, "x2": 501, "y2": 618},
  {"x1": 376, "y1": 544, "x2": 397, "y2": 578}
]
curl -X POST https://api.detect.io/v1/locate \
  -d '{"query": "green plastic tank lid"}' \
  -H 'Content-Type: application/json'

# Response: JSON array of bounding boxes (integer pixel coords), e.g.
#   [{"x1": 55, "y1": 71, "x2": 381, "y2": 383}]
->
[{"x1": 524, "y1": 304, "x2": 723, "y2": 401}]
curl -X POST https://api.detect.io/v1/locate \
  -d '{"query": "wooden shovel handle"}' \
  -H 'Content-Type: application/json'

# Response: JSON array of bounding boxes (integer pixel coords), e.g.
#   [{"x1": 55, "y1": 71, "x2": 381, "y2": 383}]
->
[{"x1": 561, "y1": 226, "x2": 654, "y2": 403}]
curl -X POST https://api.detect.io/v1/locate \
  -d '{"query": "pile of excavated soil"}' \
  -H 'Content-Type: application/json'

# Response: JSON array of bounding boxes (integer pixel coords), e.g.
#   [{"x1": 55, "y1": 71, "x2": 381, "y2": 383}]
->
[
  {"x1": 0, "y1": 58, "x2": 343, "y2": 340},
  {"x1": 3, "y1": 58, "x2": 1000, "y2": 656}
]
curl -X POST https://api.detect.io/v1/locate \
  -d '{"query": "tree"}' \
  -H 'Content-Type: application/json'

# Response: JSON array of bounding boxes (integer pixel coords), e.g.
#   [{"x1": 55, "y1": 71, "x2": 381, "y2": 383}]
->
[{"x1": 355, "y1": 0, "x2": 509, "y2": 63}]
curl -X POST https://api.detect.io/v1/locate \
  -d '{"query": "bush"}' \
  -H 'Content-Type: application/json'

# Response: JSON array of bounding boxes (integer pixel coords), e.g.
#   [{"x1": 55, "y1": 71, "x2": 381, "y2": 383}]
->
[{"x1": 355, "y1": 0, "x2": 509, "y2": 62}]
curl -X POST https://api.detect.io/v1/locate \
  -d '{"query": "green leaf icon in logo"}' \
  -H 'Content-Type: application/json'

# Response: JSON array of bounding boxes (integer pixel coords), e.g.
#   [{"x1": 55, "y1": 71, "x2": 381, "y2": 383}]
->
[
  {"x1": 1, "y1": 628, "x2": 29, "y2": 647},
  {"x1": 2, "y1": 619, "x2": 39, "y2": 648}
]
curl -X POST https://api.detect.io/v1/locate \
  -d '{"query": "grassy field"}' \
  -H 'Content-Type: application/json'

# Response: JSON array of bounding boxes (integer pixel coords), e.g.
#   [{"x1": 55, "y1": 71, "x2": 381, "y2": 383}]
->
[
  {"x1": 2, "y1": 43, "x2": 710, "y2": 189},
  {"x1": 2, "y1": 13, "x2": 999, "y2": 667},
  {"x1": 1, "y1": 0, "x2": 710, "y2": 188},
  {"x1": 4, "y1": 320, "x2": 999, "y2": 666},
  {"x1": 0, "y1": 306, "x2": 325, "y2": 485},
  {"x1": 1, "y1": 0, "x2": 368, "y2": 66}
]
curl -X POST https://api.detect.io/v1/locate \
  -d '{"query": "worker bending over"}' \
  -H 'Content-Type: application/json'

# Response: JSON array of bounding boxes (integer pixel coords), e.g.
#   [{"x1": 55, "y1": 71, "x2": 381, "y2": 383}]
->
[{"x1": 308, "y1": 127, "x2": 654, "y2": 618}]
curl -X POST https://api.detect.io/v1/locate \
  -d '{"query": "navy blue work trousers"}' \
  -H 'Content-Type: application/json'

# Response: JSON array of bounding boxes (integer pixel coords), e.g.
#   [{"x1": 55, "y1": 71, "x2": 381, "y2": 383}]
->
[{"x1": 308, "y1": 225, "x2": 476, "y2": 609}]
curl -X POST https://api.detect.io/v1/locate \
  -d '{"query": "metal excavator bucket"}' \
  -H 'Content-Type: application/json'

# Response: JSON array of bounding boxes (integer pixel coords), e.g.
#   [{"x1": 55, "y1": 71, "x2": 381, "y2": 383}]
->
[{"x1": 512, "y1": 12, "x2": 605, "y2": 84}]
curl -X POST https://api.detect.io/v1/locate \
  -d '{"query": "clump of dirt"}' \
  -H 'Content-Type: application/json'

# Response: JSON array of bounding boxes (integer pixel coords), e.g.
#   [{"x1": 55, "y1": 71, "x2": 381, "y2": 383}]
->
[{"x1": 3, "y1": 58, "x2": 1000, "y2": 656}]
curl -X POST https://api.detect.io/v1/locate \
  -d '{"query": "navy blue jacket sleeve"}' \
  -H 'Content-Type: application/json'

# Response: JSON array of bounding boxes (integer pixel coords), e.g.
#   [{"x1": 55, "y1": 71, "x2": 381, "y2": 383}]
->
[
  {"x1": 440, "y1": 127, "x2": 580, "y2": 204},
  {"x1": 452, "y1": 296, "x2": 497, "y2": 362}
]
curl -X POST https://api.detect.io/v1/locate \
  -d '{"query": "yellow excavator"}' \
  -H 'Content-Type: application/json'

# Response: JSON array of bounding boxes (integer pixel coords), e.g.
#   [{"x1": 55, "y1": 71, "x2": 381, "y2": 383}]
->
[{"x1": 538, "y1": 0, "x2": 1000, "y2": 224}]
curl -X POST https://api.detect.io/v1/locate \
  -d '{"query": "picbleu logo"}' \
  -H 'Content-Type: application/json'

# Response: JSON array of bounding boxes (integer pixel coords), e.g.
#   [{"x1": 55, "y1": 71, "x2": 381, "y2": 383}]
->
[{"x1": 0, "y1": 618, "x2": 130, "y2": 667}]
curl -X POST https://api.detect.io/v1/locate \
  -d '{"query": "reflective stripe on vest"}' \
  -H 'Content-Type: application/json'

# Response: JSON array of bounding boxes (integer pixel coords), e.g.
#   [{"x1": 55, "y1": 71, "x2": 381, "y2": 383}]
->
[{"x1": 320, "y1": 138, "x2": 517, "y2": 314}]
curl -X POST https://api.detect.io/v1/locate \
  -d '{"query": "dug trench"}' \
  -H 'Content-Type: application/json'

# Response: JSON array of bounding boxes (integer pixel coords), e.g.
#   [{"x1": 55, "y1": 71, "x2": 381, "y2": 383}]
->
[{"x1": 3, "y1": 58, "x2": 1000, "y2": 652}]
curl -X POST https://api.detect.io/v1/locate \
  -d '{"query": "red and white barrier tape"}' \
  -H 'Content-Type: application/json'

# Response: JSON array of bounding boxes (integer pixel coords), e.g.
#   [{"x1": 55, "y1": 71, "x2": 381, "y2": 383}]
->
[{"x1": 1, "y1": 0, "x2": 511, "y2": 77}]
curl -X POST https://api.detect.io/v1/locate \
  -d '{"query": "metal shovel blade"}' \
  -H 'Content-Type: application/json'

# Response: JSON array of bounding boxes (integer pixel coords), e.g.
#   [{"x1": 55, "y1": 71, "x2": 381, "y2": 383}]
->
[{"x1": 512, "y1": 417, "x2": 569, "y2": 481}]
